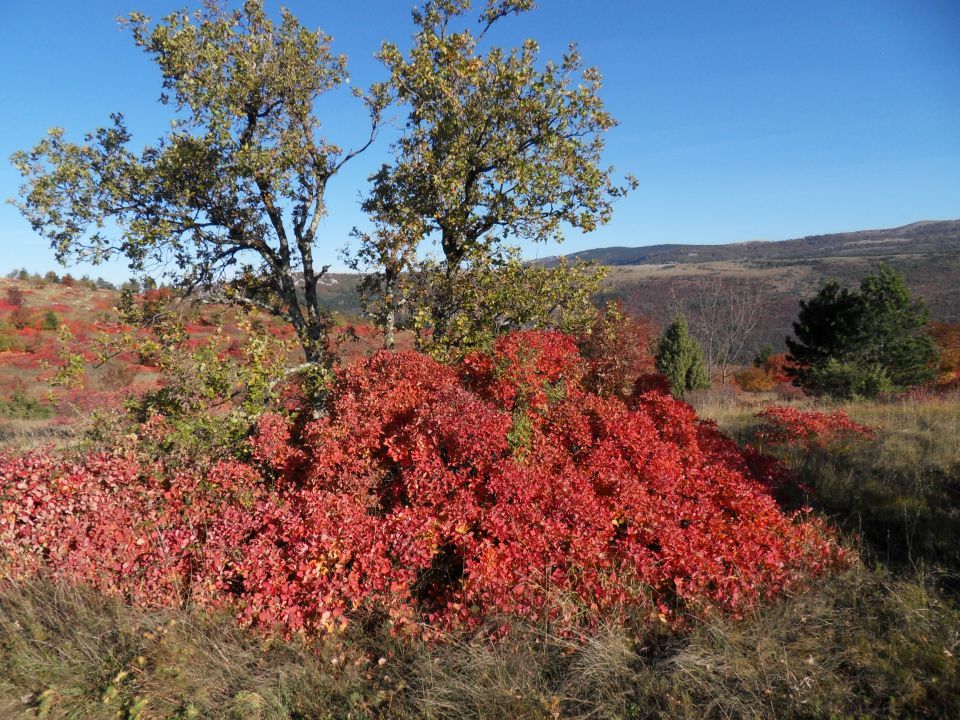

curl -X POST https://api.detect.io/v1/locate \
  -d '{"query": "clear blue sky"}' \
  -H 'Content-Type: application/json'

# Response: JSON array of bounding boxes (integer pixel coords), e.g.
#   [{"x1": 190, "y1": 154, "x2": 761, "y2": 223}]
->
[{"x1": 1, "y1": 0, "x2": 958, "y2": 282}]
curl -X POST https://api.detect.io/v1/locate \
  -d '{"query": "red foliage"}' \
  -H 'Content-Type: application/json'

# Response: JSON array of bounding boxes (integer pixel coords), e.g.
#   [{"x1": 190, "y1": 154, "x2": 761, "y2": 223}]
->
[
  {"x1": 762, "y1": 353, "x2": 794, "y2": 383},
  {"x1": 4, "y1": 287, "x2": 26, "y2": 308},
  {"x1": 734, "y1": 354, "x2": 796, "y2": 393},
  {"x1": 773, "y1": 381, "x2": 806, "y2": 401},
  {"x1": 578, "y1": 304, "x2": 658, "y2": 399},
  {"x1": 931, "y1": 322, "x2": 960, "y2": 390},
  {"x1": 1, "y1": 332, "x2": 845, "y2": 637},
  {"x1": 142, "y1": 288, "x2": 173, "y2": 304},
  {"x1": 755, "y1": 405, "x2": 876, "y2": 450},
  {"x1": 10, "y1": 307, "x2": 33, "y2": 331}
]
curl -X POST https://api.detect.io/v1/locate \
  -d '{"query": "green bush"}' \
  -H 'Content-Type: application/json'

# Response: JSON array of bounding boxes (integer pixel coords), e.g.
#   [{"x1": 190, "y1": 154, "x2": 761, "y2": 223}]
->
[
  {"x1": 806, "y1": 359, "x2": 894, "y2": 399},
  {"x1": 0, "y1": 328, "x2": 22, "y2": 353},
  {"x1": 0, "y1": 391, "x2": 53, "y2": 420},
  {"x1": 41, "y1": 311, "x2": 60, "y2": 331},
  {"x1": 656, "y1": 314, "x2": 710, "y2": 396}
]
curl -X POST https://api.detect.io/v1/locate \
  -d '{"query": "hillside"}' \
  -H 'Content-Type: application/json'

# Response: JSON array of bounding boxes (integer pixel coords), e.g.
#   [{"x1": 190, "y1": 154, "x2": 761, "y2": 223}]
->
[
  {"x1": 547, "y1": 219, "x2": 960, "y2": 267},
  {"x1": 570, "y1": 219, "x2": 960, "y2": 352},
  {"x1": 4, "y1": 220, "x2": 956, "y2": 388},
  {"x1": 0, "y1": 279, "x2": 399, "y2": 447},
  {"x1": 319, "y1": 220, "x2": 959, "y2": 355}
]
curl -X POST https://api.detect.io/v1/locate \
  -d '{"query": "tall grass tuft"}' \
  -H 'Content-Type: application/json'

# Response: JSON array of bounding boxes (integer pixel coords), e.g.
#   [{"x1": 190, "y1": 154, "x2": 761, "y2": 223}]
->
[{"x1": 1, "y1": 567, "x2": 957, "y2": 719}]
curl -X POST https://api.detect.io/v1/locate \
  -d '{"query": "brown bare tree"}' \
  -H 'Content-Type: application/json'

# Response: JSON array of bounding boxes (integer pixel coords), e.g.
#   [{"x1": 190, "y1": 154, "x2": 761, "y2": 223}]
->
[{"x1": 670, "y1": 275, "x2": 766, "y2": 384}]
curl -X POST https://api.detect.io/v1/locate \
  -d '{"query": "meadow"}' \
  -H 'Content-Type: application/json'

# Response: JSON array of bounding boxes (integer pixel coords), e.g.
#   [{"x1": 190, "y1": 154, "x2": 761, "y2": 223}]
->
[
  {"x1": 0, "y1": 277, "x2": 958, "y2": 718},
  {"x1": 3, "y1": 0, "x2": 958, "y2": 714}
]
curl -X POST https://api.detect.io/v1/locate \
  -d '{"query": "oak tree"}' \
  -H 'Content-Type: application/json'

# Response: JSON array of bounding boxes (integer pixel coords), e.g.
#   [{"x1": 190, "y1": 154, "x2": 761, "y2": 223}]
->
[
  {"x1": 408, "y1": 248, "x2": 605, "y2": 359},
  {"x1": 11, "y1": 0, "x2": 388, "y2": 365},
  {"x1": 356, "y1": 0, "x2": 634, "y2": 344}
]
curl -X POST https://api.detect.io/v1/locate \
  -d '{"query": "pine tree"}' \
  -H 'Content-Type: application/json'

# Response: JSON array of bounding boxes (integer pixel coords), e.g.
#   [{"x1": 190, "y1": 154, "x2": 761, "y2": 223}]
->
[
  {"x1": 753, "y1": 344, "x2": 774, "y2": 368},
  {"x1": 656, "y1": 314, "x2": 710, "y2": 396},
  {"x1": 787, "y1": 265, "x2": 936, "y2": 397}
]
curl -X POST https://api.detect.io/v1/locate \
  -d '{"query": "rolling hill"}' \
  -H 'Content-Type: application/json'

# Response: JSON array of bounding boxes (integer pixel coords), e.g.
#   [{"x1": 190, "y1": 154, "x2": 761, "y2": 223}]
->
[
  {"x1": 315, "y1": 219, "x2": 959, "y2": 357},
  {"x1": 563, "y1": 219, "x2": 960, "y2": 354},
  {"x1": 545, "y1": 219, "x2": 960, "y2": 267}
]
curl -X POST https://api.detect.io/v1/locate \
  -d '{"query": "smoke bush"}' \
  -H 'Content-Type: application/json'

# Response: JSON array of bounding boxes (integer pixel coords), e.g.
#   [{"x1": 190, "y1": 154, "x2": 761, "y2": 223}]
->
[{"x1": 1, "y1": 332, "x2": 845, "y2": 637}]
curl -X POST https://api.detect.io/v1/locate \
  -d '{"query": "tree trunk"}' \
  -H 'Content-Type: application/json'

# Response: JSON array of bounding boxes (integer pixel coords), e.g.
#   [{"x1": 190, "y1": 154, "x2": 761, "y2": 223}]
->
[
  {"x1": 300, "y1": 313, "x2": 335, "y2": 367},
  {"x1": 384, "y1": 306, "x2": 396, "y2": 350},
  {"x1": 382, "y1": 270, "x2": 398, "y2": 350}
]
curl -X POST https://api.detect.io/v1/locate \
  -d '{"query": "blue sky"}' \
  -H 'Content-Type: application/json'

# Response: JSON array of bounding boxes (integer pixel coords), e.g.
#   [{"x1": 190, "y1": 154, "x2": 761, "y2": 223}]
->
[{"x1": 1, "y1": 0, "x2": 958, "y2": 282}]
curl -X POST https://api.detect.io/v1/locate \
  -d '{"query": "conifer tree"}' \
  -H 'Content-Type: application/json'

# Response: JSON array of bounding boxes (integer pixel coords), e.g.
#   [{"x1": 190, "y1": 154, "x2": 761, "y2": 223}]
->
[
  {"x1": 787, "y1": 265, "x2": 936, "y2": 397},
  {"x1": 656, "y1": 314, "x2": 710, "y2": 396}
]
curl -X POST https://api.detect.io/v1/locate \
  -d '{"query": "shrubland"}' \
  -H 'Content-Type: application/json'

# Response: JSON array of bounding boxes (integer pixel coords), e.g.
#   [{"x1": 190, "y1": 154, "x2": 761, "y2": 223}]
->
[
  {"x1": 0, "y1": 331, "x2": 844, "y2": 638},
  {"x1": 1, "y1": 0, "x2": 958, "y2": 713},
  {"x1": 0, "y1": 278, "x2": 383, "y2": 451},
  {"x1": 1, "y1": 283, "x2": 958, "y2": 716}
]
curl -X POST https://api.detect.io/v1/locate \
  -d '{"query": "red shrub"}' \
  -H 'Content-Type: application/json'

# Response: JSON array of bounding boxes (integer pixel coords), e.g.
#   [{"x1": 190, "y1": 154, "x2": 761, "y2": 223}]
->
[
  {"x1": 773, "y1": 381, "x2": 806, "y2": 401},
  {"x1": 755, "y1": 405, "x2": 876, "y2": 450},
  {"x1": 762, "y1": 353, "x2": 794, "y2": 383},
  {"x1": 142, "y1": 288, "x2": 173, "y2": 304},
  {"x1": 0, "y1": 332, "x2": 845, "y2": 637},
  {"x1": 578, "y1": 304, "x2": 658, "y2": 399},
  {"x1": 9, "y1": 307, "x2": 32, "y2": 330},
  {"x1": 4, "y1": 287, "x2": 25, "y2": 308},
  {"x1": 931, "y1": 322, "x2": 960, "y2": 389},
  {"x1": 100, "y1": 363, "x2": 137, "y2": 391}
]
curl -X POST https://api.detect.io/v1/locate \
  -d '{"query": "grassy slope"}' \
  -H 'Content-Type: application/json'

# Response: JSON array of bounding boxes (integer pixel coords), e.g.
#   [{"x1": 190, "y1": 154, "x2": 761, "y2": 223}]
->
[
  {"x1": 0, "y1": 278, "x2": 403, "y2": 450},
  {"x1": 2, "y1": 278, "x2": 959, "y2": 718},
  {"x1": 694, "y1": 390, "x2": 960, "y2": 574},
  {"x1": 1, "y1": 569, "x2": 958, "y2": 719}
]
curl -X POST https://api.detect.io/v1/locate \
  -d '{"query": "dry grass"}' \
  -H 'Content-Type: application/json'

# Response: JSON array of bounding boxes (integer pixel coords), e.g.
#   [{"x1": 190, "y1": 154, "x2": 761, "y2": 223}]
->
[
  {"x1": 0, "y1": 580, "x2": 411, "y2": 719},
  {"x1": 407, "y1": 622, "x2": 640, "y2": 719},
  {"x1": 646, "y1": 565, "x2": 960, "y2": 719},
  {"x1": 693, "y1": 389, "x2": 960, "y2": 575},
  {"x1": 603, "y1": 261, "x2": 818, "y2": 294},
  {"x1": 838, "y1": 393, "x2": 960, "y2": 474},
  {"x1": 691, "y1": 388, "x2": 960, "y2": 468},
  {"x1": 1, "y1": 567, "x2": 957, "y2": 719},
  {"x1": 0, "y1": 419, "x2": 75, "y2": 452}
]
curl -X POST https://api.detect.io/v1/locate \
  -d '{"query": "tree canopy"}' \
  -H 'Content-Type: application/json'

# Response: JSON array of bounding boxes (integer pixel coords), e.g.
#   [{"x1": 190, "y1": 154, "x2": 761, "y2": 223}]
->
[
  {"x1": 354, "y1": 0, "x2": 634, "y2": 345},
  {"x1": 786, "y1": 265, "x2": 936, "y2": 397},
  {"x1": 655, "y1": 314, "x2": 710, "y2": 396},
  {"x1": 11, "y1": 0, "x2": 388, "y2": 364},
  {"x1": 12, "y1": 0, "x2": 632, "y2": 366}
]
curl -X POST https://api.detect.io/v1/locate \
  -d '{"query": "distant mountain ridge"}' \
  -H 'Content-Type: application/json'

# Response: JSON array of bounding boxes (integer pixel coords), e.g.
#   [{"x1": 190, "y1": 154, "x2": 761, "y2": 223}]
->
[
  {"x1": 541, "y1": 219, "x2": 960, "y2": 267},
  {"x1": 548, "y1": 219, "x2": 960, "y2": 354}
]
